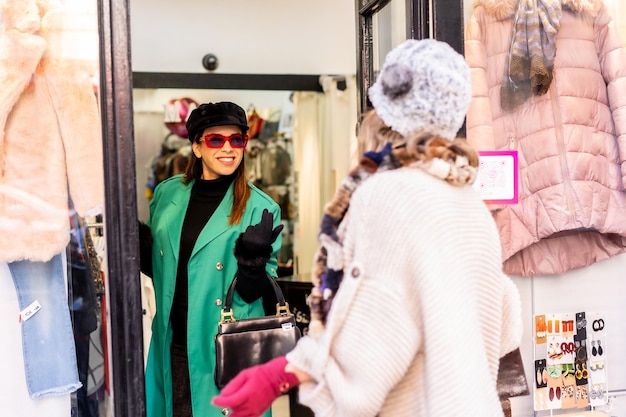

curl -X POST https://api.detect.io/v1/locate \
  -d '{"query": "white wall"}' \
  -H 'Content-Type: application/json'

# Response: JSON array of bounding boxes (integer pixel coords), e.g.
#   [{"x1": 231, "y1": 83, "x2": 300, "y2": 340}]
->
[
  {"x1": 510, "y1": 255, "x2": 626, "y2": 416},
  {"x1": 129, "y1": 0, "x2": 357, "y2": 74}
]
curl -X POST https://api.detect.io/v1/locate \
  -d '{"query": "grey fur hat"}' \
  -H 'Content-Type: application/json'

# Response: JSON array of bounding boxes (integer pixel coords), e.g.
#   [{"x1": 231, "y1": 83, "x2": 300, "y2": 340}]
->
[{"x1": 368, "y1": 39, "x2": 471, "y2": 140}]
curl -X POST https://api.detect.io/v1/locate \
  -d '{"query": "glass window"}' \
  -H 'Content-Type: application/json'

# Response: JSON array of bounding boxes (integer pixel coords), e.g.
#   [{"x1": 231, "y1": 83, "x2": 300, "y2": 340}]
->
[
  {"x1": 372, "y1": 0, "x2": 408, "y2": 77},
  {"x1": 0, "y1": 0, "x2": 110, "y2": 416},
  {"x1": 604, "y1": 0, "x2": 626, "y2": 43}
]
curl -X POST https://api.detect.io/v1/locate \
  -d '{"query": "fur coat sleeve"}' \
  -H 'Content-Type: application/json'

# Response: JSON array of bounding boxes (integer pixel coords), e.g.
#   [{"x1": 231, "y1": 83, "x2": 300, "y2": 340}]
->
[{"x1": 0, "y1": 0, "x2": 104, "y2": 262}]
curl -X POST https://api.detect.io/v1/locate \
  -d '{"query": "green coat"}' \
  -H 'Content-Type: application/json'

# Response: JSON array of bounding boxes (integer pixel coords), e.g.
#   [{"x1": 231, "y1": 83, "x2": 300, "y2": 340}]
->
[{"x1": 145, "y1": 175, "x2": 281, "y2": 417}]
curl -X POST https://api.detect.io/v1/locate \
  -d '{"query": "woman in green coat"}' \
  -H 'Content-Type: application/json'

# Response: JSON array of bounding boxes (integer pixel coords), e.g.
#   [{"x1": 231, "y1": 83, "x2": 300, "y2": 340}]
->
[{"x1": 143, "y1": 102, "x2": 283, "y2": 417}]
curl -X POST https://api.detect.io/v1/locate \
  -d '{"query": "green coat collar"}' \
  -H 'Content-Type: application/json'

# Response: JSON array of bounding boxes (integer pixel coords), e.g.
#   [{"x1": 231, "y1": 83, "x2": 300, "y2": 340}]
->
[{"x1": 161, "y1": 177, "x2": 236, "y2": 263}]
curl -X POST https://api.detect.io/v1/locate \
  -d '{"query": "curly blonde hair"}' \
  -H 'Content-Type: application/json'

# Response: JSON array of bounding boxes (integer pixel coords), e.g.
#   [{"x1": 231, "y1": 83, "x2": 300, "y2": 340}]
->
[{"x1": 357, "y1": 110, "x2": 479, "y2": 185}]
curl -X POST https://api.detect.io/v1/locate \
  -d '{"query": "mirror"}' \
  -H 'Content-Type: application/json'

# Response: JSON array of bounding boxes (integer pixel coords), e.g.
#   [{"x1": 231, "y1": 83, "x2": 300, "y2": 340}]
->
[
  {"x1": 128, "y1": 3, "x2": 361, "y2": 416},
  {"x1": 127, "y1": 1, "x2": 419, "y2": 415},
  {"x1": 356, "y1": 0, "x2": 425, "y2": 115},
  {"x1": 131, "y1": 80, "x2": 357, "y2": 280},
  {"x1": 133, "y1": 89, "x2": 296, "y2": 275},
  {"x1": 372, "y1": 0, "x2": 408, "y2": 79}
]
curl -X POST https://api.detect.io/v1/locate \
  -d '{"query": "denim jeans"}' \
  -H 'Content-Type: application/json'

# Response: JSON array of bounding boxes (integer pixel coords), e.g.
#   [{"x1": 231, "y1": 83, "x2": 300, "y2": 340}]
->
[{"x1": 8, "y1": 252, "x2": 81, "y2": 398}]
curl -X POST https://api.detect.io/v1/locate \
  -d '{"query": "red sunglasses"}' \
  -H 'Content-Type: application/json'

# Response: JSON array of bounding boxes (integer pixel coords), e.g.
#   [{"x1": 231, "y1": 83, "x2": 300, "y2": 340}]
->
[{"x1": 202, "y1": 133, "x2": 249, "y2": 149}]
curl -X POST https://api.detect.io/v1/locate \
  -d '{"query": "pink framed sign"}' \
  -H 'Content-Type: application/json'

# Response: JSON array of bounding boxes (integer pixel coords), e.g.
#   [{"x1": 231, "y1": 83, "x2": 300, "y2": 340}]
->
[{"x1": 473, "y1": 150, "x2": 519, "y2": 204}]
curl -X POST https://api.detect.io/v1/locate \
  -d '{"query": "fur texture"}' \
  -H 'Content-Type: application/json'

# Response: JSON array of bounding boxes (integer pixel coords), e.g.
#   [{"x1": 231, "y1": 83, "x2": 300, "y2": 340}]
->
[
  {"x1": 473, "y1": 0, "x2": 600, "y2": 18},
  {"x1": 0, "y1": 0, "x2": 103, "y2": 262}
]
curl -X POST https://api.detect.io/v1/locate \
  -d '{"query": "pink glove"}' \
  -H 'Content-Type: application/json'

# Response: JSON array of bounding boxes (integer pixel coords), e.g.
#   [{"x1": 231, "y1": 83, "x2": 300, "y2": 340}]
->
[{"x1": 212, "y1": 356, "x2": 299, "y2": 417}]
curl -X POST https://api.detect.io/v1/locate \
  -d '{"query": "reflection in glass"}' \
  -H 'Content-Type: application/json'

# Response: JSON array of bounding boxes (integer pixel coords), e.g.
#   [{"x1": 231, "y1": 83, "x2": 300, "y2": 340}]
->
[
  {"x1": 135, "y1": 91, "x2": 299, "y2": 282},
  {"x1": 0, "y1": 0, "x2": 108, "y2": 416},
  {"x1": 603, "y1": 0, "x2": 625, "y2": 45},
  {"x1": 372, "y1": 0, "x2": 408, "y2": 78}
]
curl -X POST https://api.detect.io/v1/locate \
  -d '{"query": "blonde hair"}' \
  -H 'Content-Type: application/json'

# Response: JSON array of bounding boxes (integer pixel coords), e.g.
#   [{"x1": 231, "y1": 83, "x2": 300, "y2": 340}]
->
[{"x1": 358, "y1": 110, "x2": 479, "y2": 184}]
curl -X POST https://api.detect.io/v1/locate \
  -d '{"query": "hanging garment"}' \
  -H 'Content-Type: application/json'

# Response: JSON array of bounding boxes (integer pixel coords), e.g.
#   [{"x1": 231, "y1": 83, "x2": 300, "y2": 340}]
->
[
  {"x1": 67, "y1": 204, "x2": 99, "y2": 336},
  {"x1": 244, "y1": 139, "x2": 264, "y2": 186},
  {"x1": 259, "y1": 140, "x2": 292, "y2": 187},
  {"x1": 0, "y1": 262, "x2": 72, "y2": 417},
  {"x1": 67, "y1": 203, "x2": 101, "y2": 417},
  {"x1": 8, "y1": 253, "x2": 81, "y2": 398},
  {"x1": 147, "y1": 134, "x2": 191, "y2": 198},
  {"x1": 0, "y1": 1, "x2": 104, "y2": 263},
  {"x1": 247, "y1": 108, "x2": 265, "y2": 139},
  {"x1": 500, "y1": 0, "x2": 562, "y2": 110},
  {"x1": 465, "y1": 0, "x2": 626, "y2": 276}
]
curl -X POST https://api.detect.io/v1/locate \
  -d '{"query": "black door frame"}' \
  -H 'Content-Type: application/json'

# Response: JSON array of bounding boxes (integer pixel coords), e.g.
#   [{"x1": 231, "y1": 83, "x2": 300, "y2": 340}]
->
[
  {"x1": 355, "y1": 0, "x2": 464, "y2": 115},
  {"x1": 98, "y1": 0, "x2": 145, "y2": 416}
]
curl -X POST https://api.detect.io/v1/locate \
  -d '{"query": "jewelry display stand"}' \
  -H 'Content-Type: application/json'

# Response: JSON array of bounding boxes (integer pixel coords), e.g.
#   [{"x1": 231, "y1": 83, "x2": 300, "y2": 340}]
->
[{"x1": 533, "y1": 311, "x2": 608, "y2": 414}]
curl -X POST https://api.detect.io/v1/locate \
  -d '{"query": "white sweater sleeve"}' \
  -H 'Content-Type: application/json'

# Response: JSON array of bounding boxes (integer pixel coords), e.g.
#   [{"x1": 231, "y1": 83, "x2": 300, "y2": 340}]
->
[
  {"x1": 498, "y1": 275, "x2": 524, "y2": 357},
  {"x1": 287, "y1": 182, "x2": 423, "y2": 416},
  {"x1": 287, "y1": 274, "x2": 420, "y2": 417}
]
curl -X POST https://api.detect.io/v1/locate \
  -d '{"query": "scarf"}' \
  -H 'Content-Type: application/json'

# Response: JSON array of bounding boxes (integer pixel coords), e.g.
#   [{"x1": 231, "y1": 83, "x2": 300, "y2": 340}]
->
[
  {"x1": 307, "y1": 142, "x2": 477, "y2": 336},
  {"x1": 501, "y1": 0, "x2": 562, "y2": 111}
]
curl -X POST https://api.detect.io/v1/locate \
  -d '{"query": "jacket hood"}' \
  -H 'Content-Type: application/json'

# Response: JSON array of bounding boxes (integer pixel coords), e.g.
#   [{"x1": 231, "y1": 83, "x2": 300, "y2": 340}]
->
[{"x1": 472, "y1": 0, "x2": 601, "y2": 19}]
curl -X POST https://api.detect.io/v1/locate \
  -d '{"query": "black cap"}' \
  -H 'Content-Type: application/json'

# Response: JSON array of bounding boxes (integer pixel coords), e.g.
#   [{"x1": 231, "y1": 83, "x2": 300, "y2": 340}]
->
[{"x1": 185, "y1": 102, "x2": 249, "y2": 141}]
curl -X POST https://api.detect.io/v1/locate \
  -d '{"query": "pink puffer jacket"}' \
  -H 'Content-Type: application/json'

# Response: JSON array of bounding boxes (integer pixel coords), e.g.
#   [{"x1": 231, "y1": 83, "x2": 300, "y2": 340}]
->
[{"x1": 465, "y1": 0, "x2": 626, "y2": 276}]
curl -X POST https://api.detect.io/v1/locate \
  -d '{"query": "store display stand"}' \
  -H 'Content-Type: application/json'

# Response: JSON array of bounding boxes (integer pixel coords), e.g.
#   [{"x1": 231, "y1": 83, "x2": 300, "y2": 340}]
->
[{"x1": 533, "y1": 311, "x2": 609, "y2": 416}]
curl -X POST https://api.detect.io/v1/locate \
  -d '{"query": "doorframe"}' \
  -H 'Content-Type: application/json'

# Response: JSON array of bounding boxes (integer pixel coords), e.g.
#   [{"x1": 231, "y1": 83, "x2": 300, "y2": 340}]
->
[
  {"x1": 98, "y1": 0, "x2": 145, "y2": 415},
  {"x1": 355, "y1": 0, "x2": 464, "y2": 116},
  {"x1": 98, "y1": 0, "x2": 465, "y2": 415}
]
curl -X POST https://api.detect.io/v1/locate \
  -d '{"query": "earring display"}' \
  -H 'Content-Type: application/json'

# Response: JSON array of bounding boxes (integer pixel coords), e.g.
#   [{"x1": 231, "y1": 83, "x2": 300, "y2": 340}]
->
[
  {"x1": 587, "y1": 312, "x2": 608, "y2": 407},
  {"x1": 533, "y1": 311, "x2": 608, "y2": 411}
]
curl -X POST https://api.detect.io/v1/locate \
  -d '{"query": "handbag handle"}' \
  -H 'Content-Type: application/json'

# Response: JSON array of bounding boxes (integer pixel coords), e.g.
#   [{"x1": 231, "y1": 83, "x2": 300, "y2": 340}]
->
[{"x1": 220, "y1": 275, "x2": 291, "y2": 324}]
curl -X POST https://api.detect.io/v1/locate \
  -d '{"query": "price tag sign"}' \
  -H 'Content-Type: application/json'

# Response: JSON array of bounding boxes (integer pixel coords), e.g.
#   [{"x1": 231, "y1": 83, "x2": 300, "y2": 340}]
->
[
  {"x1": 473, "y1": 150, "x2": 519, "y2": 204},
  {"x1": 19, "y1": 300, "x2": 42, "y2": 323}
]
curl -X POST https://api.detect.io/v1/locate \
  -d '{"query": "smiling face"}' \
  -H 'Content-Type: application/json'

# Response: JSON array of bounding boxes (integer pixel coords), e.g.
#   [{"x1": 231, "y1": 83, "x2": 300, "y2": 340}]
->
[{"x1": 192, "y1": 125, "x2": 245, "y2": 180}]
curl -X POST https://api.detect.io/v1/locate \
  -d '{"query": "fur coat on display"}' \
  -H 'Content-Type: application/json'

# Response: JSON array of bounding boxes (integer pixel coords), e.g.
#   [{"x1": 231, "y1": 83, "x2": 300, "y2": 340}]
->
[
  {"x1": 0, "y1": 0, "x2": 104, "y2": 262},
  {"x1": 465, "y1": 0, "x2": 626, "y2": 276}
]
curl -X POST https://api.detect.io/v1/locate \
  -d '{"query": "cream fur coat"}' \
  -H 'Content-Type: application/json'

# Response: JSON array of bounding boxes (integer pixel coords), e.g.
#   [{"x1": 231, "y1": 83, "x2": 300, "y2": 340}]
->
[
  {"x1": 0, "y1": 0, "x2": 104, "y2": 262},
  {"x1": 465, "y1": 0, "x2": 626, "y2": 276}
]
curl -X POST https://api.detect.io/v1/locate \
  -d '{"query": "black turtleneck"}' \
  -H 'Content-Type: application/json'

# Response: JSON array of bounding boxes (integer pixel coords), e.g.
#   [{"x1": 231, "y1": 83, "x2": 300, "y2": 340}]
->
[{"x1": 171, "y1": 174, "x2": 234, "y2": 348}]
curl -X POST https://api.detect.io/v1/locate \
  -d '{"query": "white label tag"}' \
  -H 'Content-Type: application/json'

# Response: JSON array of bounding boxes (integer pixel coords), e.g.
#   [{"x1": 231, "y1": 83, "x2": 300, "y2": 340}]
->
[
  {"x1": 281, "y1": 322, "x2": 293, "y2": 331},
  {"x1": 19, "y1": 300, "x2": 42, "y2": 323}
]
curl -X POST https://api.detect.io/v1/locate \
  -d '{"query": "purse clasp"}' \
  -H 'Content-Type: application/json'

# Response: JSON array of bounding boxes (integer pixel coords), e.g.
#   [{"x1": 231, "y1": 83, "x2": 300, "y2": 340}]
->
[{"x1": 220, "y1": 308, "x2": 236, "y2": 323}]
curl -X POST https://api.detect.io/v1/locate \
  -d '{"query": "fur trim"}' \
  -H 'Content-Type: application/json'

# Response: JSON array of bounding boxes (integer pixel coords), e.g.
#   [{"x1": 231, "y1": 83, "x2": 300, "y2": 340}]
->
[
  {"x1": 473, "y1": 0, "x2": 600, "y2": 19},
  {"x1": 561, "y1": 0, "x2": 601, "y2": 16},
  {"x1": 473, "y1": 0, "x2": 517, "y2": 20}
]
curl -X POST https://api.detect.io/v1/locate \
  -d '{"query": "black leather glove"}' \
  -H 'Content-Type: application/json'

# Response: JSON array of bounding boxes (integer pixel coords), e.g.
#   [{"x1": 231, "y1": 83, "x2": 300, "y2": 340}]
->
[
  {"x1": 235, "y1": 209, "x2": 283, "y2": 303},
  {"x1": 138, "y1": 221, "x2": 153, "y2": 278},
  {"x1": 235, "y1": 209, "x2": 283, "y2": 266}
]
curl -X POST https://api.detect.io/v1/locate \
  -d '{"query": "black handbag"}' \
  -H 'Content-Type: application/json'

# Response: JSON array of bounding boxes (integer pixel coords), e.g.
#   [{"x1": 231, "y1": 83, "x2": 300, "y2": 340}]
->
[
  {"x1": 497, "y1": 347, "x2": 530, "y2": 416},
  {"x1": 497, "y1": 347, "x2": 529, "y2": 399},
  {"x1": 214, "y1": 274, "x2": 302, "y2": 389}
]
